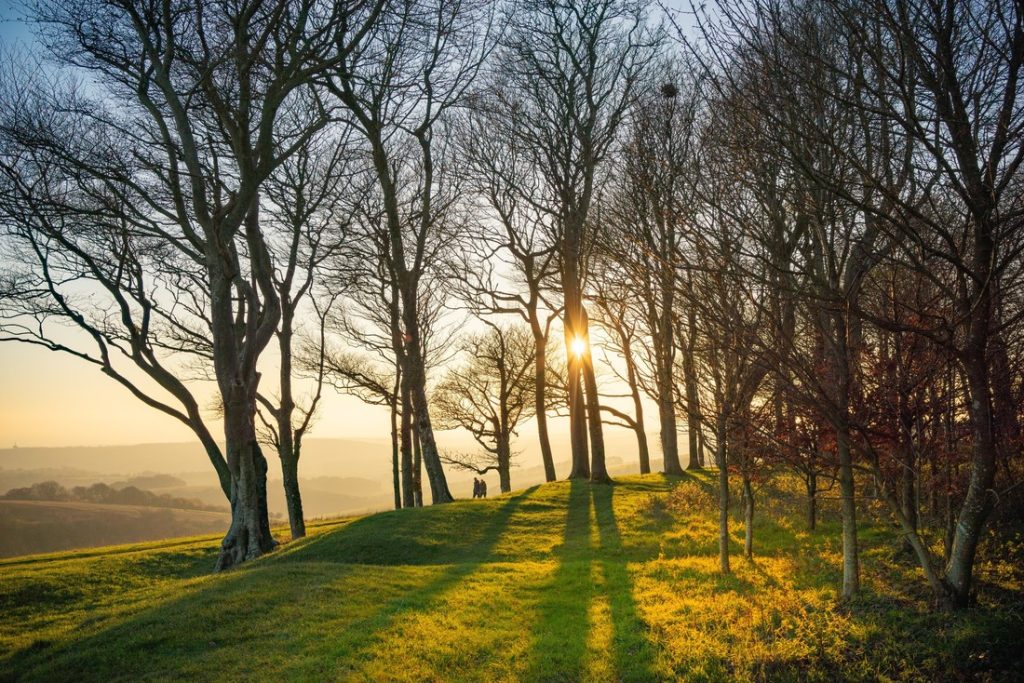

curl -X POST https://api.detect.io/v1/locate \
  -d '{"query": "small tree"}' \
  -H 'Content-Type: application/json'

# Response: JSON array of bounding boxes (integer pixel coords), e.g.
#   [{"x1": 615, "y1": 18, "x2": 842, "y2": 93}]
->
[{"x1": 434, "y1": 323, "x2": 537, "y2": 493}]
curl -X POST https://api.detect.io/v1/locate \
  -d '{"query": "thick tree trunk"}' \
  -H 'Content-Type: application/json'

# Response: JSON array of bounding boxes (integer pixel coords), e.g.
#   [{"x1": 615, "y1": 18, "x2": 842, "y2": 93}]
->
[
  {"x1": 497, "y1": 437, "x2": 512, "y2": 494},
  {"x1": 742, "y1": 475, "x2": 754, "y2": 559},
  {"x1": 580, "y1": 310, "x2": 609, "y2": 484},
  {"x1": 562, "y1": 226, "x2": 591, "y2": 479},
  {"x1": 659, "y1": 393, "x2": 681, "y2": 474},
  {"x1": 567, "y1": 355, "x2": 590, "y2": 479},
  {"x1": 209, "y1": 212, "x2": 278, "y2": 571},
  {"x1": 655, "y1": 264, "x2": 679, "y2": 473},
  {"x1": 216, "y1": 401, "x2": 276, "y2": 571},
  {"x1": 584, "y1": 355, "x2": 611, "y2": 484}
]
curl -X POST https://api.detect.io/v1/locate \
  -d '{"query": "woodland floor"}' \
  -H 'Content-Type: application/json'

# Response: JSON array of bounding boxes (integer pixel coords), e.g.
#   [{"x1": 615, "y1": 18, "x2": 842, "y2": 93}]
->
[{"x1": 0, "y1": 472, "x2": 1021, "y2": 682}]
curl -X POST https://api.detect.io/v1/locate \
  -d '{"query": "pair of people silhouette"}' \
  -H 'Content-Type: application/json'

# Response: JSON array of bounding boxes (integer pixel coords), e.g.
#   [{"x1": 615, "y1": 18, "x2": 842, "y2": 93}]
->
[{"x1": 472, "y1": 477, "x2": 488, "y2": 499}]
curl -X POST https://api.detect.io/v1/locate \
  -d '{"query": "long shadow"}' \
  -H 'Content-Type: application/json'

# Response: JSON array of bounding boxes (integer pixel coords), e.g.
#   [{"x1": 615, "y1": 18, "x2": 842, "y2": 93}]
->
[
  {"x1": 591, "y1": 483, "x2": 660, "y2": 682},
  {"x1": 3, "y1": 489, "x2": 538, "y2": 682},
  {"x1": 271, "y1": 486, "x2": 540, "y2": 567},
  {"x1": 524, "y1": 480, "x2": 593, "y2": 680},
  {"x1": 320, "y1": 487, "x2": 541, "y2": 670}
]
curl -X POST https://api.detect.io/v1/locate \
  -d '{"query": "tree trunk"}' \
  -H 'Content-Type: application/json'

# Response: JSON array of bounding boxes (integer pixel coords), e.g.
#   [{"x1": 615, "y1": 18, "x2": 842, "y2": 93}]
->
[
  {"x1": 532, "y1": 321, "x2": 557, "y2": 482},
  {"x1": 400, "y1": 375, "x2": 415, "y2": 508},
  {"x1": 806, "y1": 471, "x2": 817, "y2": 531},
  {"x1": 945, "y1": 346, "x2": 998, "y2": 607},
  {"x1": 742, "y1": 475, "x2": 754, "y2": 559},
  {"x1": 635, "y1": 423, "x2": 651, "y2": 476},
  {"x1": 866, "y1": 457, "x2": 953, "y2": 606},
  {"x1": 281, "y1": 449, "x2": 305, "y2": 540},
  {"x1": 497, "y1": 437, "x2": 512, "y2": 494},
  {"x1": 567, "y1": 355, "x2": 590, "y2": 479},
  {"x1": 696, "y1": 421, "x2": 707, "y2": 467},
  {"x1": 836, "y1": 422, "x2": 860, "y2": 600},
  {"x1": 626, "y1": 348, "x2": 650, "y2": 475},
  {"x1": 715, "y1": 413, "x2": 730, "y2": 574},
  {"x1": 274, "y1": 306, "x2": 305, "y2": 540},
  {"x1": 409, "y1": 374, "x2": 449, "y2": 504},
  {"x1": 562, "y1": 226, "x2": 590, "y2": 479},
  {"x1": 390, "y1": 394, "x2": 401, "y2": 510},
  {"x1": 581, "y1": 310, "x2": 609, "y2": 484},
  {"x1": 413, "y1": 422, "x2": 424, "y2": 507},
  {"x1": 216, "y1": 400, "x2": 276, "y2": 571},
  {"x1": 900, "y1": 439, "x2": 917, "y2": 550},
  {"x1": 658, "y1": 391, "x2": 680, "y2": 475},
  {"x1": 584, "y1": 355, "x2": 611, "y2": 483},
  {"x1": 681, "y1": 330, "x2": 701, "y2": 472}
]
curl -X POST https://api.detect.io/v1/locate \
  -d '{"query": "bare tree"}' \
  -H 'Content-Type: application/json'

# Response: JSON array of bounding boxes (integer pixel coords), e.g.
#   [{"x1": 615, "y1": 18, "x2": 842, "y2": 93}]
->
[
  {"x1": 323, "y1": 0, "x2": 496, "y2": 504},
  {"x1": 434, "y1": 322, "x2": 537, "y2": 493},
  {"x1": 487, "y1": 0, "x2": 659, "y2": 482},
  {"x1": 455, "y1": 100, "x2": 563, "y2": 482},
  {"x1": 0, "y1": 80, "x2": 231, "y2": 498},
  {"x1": 254, "y1": 127, "x2": 356, "y2": 539},
  {"x1": 597, "y1": 61, "x2": 703, "y2": 473},
  {"x1": 0, "y1": 0, "x2": 383, "y2": 570}
]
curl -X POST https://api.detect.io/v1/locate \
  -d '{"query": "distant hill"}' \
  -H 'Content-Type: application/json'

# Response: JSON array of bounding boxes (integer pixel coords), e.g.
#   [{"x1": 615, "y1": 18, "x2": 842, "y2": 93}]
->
[
  {"x1": 0, "y1": 431, "x2": 654, "y2": 521},
  {"x1": 0, "y1": 500, "x2": 230, "y2": 558}
]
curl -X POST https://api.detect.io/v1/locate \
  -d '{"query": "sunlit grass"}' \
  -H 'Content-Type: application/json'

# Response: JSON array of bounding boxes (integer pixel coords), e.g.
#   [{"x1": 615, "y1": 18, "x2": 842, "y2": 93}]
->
[{"x1": 0, "y1": 473, "x2": 1020, "y2": 681}]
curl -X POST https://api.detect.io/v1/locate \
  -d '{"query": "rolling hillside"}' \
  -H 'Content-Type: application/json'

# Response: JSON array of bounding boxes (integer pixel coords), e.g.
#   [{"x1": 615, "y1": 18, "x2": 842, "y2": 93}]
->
[
  {"x1": 0, "y1": 500, "x2": 231, "y2": 558},
  {"x1": 1, "y1": 474, "x2": 1021, "y2": 681}
]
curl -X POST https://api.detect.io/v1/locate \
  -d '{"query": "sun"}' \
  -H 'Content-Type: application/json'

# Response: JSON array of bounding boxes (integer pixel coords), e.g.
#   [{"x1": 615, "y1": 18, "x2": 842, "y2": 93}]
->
[{"x1": 570, "y1": 337, "x2": 588, "y2": 358}]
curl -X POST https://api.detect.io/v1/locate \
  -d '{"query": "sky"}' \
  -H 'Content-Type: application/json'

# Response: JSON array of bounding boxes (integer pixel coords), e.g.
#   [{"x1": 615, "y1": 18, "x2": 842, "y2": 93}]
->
[{"x1": 0, "y1": 1, "x2": 694, "y2": 450}]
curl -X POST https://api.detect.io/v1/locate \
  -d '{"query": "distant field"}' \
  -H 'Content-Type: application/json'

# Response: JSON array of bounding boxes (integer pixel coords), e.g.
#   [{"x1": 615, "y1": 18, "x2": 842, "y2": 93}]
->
[
  {"x1": 0, "y1": 474, "x2": 1021, "y2": 681},
  {"x1": 0, "y1": 500, "x2": 231, "y2": 558}
]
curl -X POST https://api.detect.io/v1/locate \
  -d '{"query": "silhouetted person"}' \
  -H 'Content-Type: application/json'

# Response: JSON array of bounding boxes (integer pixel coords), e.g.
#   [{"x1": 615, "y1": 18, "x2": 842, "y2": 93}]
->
[
  {"x1": 472, "y1": 478, "x2": 480, "y2": 499},
  {"x1": 480, "y1": 479, "x2": 488, "y2": 498}
]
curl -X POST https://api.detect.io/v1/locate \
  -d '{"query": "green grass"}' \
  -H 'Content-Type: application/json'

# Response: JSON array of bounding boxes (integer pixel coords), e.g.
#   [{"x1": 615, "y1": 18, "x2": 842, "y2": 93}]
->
[{"x1": 0, "y1": 473, "x2": 1021, "y2": 681}]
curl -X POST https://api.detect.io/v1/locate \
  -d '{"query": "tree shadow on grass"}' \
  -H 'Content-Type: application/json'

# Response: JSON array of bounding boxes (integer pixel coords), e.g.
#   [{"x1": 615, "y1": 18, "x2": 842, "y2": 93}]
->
[
  {"x1": 2, "y1": 489, "x2": 539, "y2": 683},
  {"x1": 525, "y1": 481, "x2": 667, "y2": 681},
  {"x1": 524, "y1": 480, "x2": 593, "y2": 680},
  {"x1": 272, "y1": 486, "x2": 541, "y2": 566},
  {"x1": 591, "y1": 483, "x2": 661, "y2": 682}
]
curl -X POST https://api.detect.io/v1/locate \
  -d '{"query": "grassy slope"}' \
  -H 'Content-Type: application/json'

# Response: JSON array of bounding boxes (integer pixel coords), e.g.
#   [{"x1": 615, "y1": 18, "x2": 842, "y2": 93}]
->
[{"x1": 0, "y1": 473, "x2": 1021, "y2": 682}]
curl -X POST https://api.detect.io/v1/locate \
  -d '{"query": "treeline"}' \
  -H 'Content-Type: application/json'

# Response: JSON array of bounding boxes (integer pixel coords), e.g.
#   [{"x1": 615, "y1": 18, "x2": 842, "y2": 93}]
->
[
  {"x1": 3, "y1": 481, "x2": 227, "y2": 513},
  {"x1": 0, "y1": 0, "x2": 1019, "y2": 610}
]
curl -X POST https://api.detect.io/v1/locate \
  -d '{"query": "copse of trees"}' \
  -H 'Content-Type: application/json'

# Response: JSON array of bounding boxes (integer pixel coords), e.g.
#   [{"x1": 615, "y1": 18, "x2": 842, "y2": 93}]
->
[
  {"x1": 0, "y1": 0, "x2": 1019, "y2": 612},
  {"x1": 3, "y1": 481, "x2": 227, "y2": 513}
]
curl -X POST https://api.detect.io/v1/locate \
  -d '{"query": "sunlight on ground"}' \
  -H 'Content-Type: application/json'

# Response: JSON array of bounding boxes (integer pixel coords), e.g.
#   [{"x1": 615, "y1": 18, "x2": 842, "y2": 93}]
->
[{"x1": 0, "y1": 474, "x2": 1021, "y2": 682}]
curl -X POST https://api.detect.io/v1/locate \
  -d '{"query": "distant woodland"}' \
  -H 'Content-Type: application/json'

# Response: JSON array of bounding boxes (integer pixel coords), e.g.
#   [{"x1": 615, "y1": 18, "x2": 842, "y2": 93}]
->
[{"x1": 3, "y1": 480, "x2": 226, "y2": 513}]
